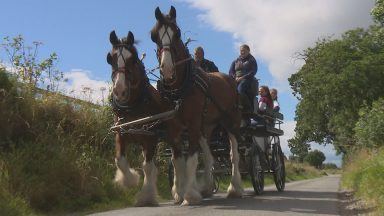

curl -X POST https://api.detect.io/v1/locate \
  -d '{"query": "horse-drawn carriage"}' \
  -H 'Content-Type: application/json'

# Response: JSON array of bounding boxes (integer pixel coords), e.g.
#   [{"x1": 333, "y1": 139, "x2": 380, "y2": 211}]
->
[
  {"x1": 107, "y1": 6, "x2": 285, "y2": 206},
  {"x1": 163, "y1": 109, "x2": 286, "y2": 195}
]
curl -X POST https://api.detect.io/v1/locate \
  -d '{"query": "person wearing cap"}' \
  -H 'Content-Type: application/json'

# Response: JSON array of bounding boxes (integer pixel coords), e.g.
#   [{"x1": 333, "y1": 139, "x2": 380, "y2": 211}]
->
[{"x1": 194, "y1": 46, "x2": 219, "y2": 73}]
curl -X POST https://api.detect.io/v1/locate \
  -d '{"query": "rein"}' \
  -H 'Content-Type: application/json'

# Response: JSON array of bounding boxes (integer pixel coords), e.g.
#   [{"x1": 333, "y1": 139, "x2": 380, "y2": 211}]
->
[{"x1": 111, "y1": 62, "x2": 151, "y2": 116}]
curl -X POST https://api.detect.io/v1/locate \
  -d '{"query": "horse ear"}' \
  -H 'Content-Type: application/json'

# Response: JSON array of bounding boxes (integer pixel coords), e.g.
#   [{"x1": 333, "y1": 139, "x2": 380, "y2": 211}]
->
[
  {"x1": 169, "y1": 6, "x2": 176, "y2": 19},
  {"x1": 155, "y1": 7, "x2": 164, "y2": 22},
  {"x1": 107, "y1": 52, "x2": 113, "y2": 65},
  {"x1": 127, "y1": 31, "x2": 134, "y2": 45},
  {"x1": 110, "y1": 30, "x2": 119, "y2": 45}
]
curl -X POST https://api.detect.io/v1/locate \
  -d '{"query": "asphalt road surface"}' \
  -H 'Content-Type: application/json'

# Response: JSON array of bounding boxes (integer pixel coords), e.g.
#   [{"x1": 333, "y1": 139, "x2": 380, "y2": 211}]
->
[{"x1": 91, "y1": 175, "x2": 341, "y2": 216}]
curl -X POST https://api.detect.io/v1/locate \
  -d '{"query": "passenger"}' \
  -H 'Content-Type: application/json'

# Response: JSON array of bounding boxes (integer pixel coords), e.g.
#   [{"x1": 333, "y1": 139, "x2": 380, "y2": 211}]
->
[
  {"x1": 258, "y1": 86, "x2": 273, "y2": 112},
  {"x1": 194, "y1": 46, "x2": 219, "y2": 73},
  {"x1": 270, "y1": 88, "x2": 280, "y2": 112},
  {"x1": 229, "y1": 44, "x2": 258, "y2": 113}
]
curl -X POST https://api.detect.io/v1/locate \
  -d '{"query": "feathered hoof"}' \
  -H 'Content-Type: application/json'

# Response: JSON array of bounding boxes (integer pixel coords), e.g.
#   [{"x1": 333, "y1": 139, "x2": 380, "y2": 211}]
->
[
  {"x1": 226, "y1": 183, "x2": 243, "y2": 198},
  {"x1": 181, "y1": 190, "x2": 202, "y2": 206},
  {"x1": 172, "y1": 192, "x2": 184, "y2": 205},
  {"x1": 135, "y1": 199, "x2": 159, "y2": 207},
  {"x1": 135, "y1": 190, "x2": 158, "y2": 207},
  {"x1": 200, "y1": 189, "x2": 214, "y2": 198},
  {"x1": 114, "y1": 168, "x2": 140, "y2": 188}
]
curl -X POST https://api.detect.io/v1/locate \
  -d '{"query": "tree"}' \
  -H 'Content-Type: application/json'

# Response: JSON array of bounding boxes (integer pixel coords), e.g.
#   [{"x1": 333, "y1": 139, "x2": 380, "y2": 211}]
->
[
  {"x1": 372, "y1": 0, "x2": 384, "y2": 26},
  {"x1": 355, "y1": 98, "x2": 384, "y2": 148},
  {"x1": 304, "y1": 150, "x2": 326, "y2": 169},
  {"x1": 323, "y1": 163, "x2": 338, "y2": 170},
  {"x1": 288, "y1": 136, "x2": 310, "y2": 162},
  {"x1": 289, "y1": 26, "x2": 384, "y2": 153},
  {"x1": 1, "y1": 35, "x2": 62, "y2": 91}
]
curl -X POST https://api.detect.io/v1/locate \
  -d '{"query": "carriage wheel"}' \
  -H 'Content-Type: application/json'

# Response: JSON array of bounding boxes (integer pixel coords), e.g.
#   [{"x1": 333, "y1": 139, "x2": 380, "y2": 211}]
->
[
  {"x1": 272, "y1": 136, "x2": 285, "y2": 192},
  {"x1": 168, "y1": 159, "x2": 174, "y2": 190},
  {"x1": 249, "y1": 143, "x2": 264, "y2": 195}
]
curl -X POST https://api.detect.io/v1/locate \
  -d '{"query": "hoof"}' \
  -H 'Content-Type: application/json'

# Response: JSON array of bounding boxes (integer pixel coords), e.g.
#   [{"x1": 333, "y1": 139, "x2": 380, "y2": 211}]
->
[
  {"x1": 135, "y1": 200, "x2": 159, "y2": 207},
  {"x1": 135, "y1": 190, "x2": 158, "y2": 207},
  {"x1": 114, "y1": 168, "x2": 140, "y2": 188},
  {"x1": 172, "y1": 192, "x2": 184, "y2": 205},
  {"x1": 200, "y1": 189, "x2": 214, "y2": 198},
  {"x1": 181, "y1": 190, "x2": 202, "y2": 206},
  {"x1": 226, "y1": 183, "x2": 243, "y2": 198}
]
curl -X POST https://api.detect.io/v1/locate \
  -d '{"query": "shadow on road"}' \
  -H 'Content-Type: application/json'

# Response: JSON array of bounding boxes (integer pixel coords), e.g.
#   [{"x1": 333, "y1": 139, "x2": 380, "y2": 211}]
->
[
  {"x1": 338, "y1": 190, "x2": 376, "y2": 216},
  {"x1": 195, "y1": 190, "x2": 339, "y2": 215}
]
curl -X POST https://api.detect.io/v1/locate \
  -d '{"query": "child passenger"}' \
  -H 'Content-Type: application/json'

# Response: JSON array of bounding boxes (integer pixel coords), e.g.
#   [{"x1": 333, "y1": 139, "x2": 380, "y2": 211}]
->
[
  {"x1": 258, "y1": 86, "x2": 273, "y2": 112},
  {"x1": 270, "y1": 88, "x2": 280, "y2": 112}
]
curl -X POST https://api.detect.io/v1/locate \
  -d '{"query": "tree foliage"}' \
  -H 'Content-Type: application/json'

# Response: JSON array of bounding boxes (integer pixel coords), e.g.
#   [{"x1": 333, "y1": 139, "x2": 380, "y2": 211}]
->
[
  {"x1": 289, "y1": 25, "x2": 384, "y2": 153},
  {"x1": 1, "y1": 35, "x2": 62, "y2": 91},
  {"x1": 304, "y1": 150, "x2": 326, "y2": 169},
  {"x1": 355, "y1": 98, "x2": 384, "y2": 148},
  {"x1": 372, "y1": 0, "x2": 384, "y2": 26}
]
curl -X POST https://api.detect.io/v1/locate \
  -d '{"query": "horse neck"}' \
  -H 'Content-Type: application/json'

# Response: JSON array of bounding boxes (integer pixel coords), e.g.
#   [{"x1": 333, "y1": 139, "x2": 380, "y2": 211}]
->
[
  {"x1": 169, "y1": 40, "x2": 190, "y2": 88},
  {"x1": 126, "y1": 63, "x2": 148, "y2": 105}
]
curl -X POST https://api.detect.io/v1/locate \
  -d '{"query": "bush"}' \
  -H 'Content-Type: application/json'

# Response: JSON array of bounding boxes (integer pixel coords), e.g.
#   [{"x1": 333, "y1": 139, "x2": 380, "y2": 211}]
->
[
  {"x1": 323, "y1": 163, "x2": 338, "y2": 170},
  {"x1": 342, "y1": 148, "x2": 384, "y2": 213},
  {"x1": 0, "y1": 69, "x2": 145, "y2": 214},
  {"x1": 304, "y1": 150, "x2": 326, "y2": 169},
  {"x1": 355, "y1": 98, "x2": 384, "y2": 148}
]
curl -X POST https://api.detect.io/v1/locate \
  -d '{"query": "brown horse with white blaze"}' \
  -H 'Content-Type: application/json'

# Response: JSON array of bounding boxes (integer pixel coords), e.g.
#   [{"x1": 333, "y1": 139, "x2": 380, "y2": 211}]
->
[
  {"x1": 107, "y1": 30, "x2": 172, "y2": 206},
  {"x1": 151, "y1": 6, "x2": 244, "y2": 205}
]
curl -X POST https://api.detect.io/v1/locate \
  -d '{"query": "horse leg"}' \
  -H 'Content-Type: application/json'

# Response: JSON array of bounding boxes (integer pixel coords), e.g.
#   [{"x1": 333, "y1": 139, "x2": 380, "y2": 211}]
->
[
  {"x1": 226, "y1": 132, "x2": 244, "y2": 198},
  {"x1": 114, "y1": 134, "x2": 140, "y2": 188},
  {"x1": 136, "y1": 138, "x2": 159, "y2": 207},
  {"x1": 168, "y1": 124, "x2": 185, "y2": 204},
  {"x1": 199, "y1": 128, "x2": 215, "y2": 198},
  {"x1": 181, "y1": 129, "x2": 203, "y2": 206}
]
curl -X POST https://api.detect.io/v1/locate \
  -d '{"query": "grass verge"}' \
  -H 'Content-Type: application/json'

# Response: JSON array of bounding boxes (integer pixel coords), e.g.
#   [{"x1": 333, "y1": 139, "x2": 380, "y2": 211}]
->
[{"x1": 342, "y1": 147, "x2": 384, "y2": 214}]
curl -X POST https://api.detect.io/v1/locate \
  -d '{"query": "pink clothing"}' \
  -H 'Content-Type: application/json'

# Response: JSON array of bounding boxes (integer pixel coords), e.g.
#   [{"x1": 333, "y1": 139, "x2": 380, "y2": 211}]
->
[{"x1": 259, "y1": 96, "x2": 273, "y2": 111}]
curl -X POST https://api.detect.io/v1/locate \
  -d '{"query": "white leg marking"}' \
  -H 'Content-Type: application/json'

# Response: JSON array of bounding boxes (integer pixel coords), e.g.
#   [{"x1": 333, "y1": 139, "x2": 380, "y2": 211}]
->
[
  {"x1": 199, "y1": 136, "x2": 214, "y2": 197},
  {"x1": 182, "y1": 153, "x2": 202, "y2": 206},
  {"x1": 136, "y1": 160, "x2": 158, "y2": 206},
  {"x1": 227, "y1": 133, "x2": 243, "y2": 198},
  {"x1": 114, "y1": 157, "x2": 140, "y2": 187},
  {"x1": 172, "y1": 156, "x2": 185, "y2": 204}
]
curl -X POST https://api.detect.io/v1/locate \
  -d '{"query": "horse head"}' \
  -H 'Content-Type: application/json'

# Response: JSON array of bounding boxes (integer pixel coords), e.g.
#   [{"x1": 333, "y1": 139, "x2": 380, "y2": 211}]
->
[
  {"x1": 150, "y1": 6, "x2": 189, "y2": 84},
  {"x1": 107, "y1": 30, "x2": 146, "y2": 106}
]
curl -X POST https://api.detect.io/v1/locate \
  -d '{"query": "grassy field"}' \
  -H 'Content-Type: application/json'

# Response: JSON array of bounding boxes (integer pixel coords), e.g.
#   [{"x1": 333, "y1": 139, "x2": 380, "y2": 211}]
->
[{"x1": 342, "y1": 148, "x2": 384, "y2": 214}]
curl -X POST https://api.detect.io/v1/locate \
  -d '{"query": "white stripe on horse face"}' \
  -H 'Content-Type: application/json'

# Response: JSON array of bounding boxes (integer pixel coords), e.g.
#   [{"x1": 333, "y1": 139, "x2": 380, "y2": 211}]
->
[
  {"x1": 113, "y1": 72, "x2": 127, "y2": 100},
  {"x1": 159, "y1": 26, "x2": 174, "y2": 80},
  {"x1": 117, "y1": 48, "x2": 132, "y2": 69}
]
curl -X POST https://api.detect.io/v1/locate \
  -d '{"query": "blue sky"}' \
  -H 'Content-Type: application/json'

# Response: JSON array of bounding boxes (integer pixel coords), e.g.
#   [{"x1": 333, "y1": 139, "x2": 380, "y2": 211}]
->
[{"x1": 0, "y1": 0, "x2": 375, "y2": 166}]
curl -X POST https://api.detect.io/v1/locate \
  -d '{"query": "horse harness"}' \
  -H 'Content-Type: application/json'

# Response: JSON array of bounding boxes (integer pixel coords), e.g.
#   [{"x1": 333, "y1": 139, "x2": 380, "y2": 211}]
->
[
  {"x1": 157, "y1": 51, "x2": 232, "y2": 135},
  {"x1": 110, "y1": 59, "x2": 169, "y2": 135}
]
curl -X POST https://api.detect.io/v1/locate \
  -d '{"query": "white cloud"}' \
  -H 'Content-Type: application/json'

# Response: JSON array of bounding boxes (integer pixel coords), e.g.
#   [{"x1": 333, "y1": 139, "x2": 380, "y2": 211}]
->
[
  {"x1": 184, "y1": 0, "x2": 374, "y2": 87},
  {"x1": 58, "y1": 69, "x2": 111, "y2": 105},
  {"x1": 279, "y1": 120, "x2": 341, "y2": 166},
  {"x1": 280, "y1": 120, "x2": 296, "y2": 155}
]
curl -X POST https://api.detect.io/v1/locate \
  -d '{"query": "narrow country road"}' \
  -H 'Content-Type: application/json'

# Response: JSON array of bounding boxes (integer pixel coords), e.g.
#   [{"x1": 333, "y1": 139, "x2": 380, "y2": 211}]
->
[{"x1": 91, "y1": 175, "x2": 341, "y2": 216}]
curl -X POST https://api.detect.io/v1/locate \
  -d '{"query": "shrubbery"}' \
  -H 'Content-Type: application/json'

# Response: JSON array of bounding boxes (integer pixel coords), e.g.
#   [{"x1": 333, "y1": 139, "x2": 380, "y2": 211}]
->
[
  {"x1": 0, "y1": 69, "x2": 145, "y2": 214},
  {"x1": 355, "y1": 98, "x2": 384, "y2": 148},
  {"x1": 342, "y1": 148, "x2": 384, "y2": 213},
  {"x1": 303, "y1": 150, "x2": 326, "y2": 169}
]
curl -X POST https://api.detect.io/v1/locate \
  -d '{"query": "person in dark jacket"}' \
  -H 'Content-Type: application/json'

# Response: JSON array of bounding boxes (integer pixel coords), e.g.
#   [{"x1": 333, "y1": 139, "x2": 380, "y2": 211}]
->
[
  {"x1": 229, "y1": 44, "x2": 258, "y2": 113},
  {"x1": 194, "y1": 46, "x2": 219, "y2": 73}
]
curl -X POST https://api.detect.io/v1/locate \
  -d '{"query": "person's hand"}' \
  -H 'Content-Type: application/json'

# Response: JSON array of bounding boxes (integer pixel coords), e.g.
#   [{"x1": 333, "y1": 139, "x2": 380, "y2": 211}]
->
[{"x1": 236, "y1": 77, "x2": 244, "y2": 83}]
